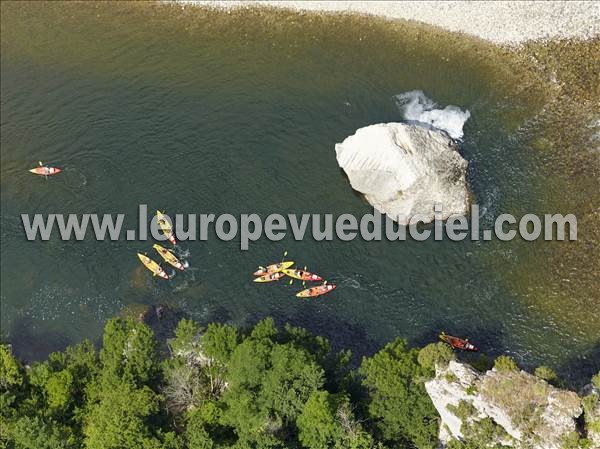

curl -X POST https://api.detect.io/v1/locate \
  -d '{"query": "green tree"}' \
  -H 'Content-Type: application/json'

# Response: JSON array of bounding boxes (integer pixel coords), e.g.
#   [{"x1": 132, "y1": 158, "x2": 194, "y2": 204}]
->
[
  {"x1": 99, "y1": 318, "x2": 158, "y2": 386},
  {"x1": 84, "y1": 381, "x2": 160, "y2": 449},
  {"x1": 47, "y1": 340, "x2": 98, "y2": 384},
  {"x1": 45, "y1": 369, "x2": 74, "y2": 412},
  {"x1": 261, "y1": 344, "x2": 324, "y2": 421},
  {"x1": 418, "y1": 343, "x2": 455, "y2": 372},
  {"x1": 201, "y1": 323, "x2": 238, "y2": 365},
  {"x1": 185, "y1": 409, "x2": 215, "y2": 449},
  {"x1": 360, "y1": 338, "x2": 438, "y2": 449},
  {"x1": 222, "y1": 338, "x2": 272, "y2": 438},
  {"x1": 18, "y1": 340, "x2": 99, "y2": 442},
  {"x1": 3, "y1": 415, "x2": 77, "y2": 449},
  {"x1": 297, "y1": 391, "x2": 373, "y2": 449},
  {"x1": 0, "y1": 343, "x2": 24, "y2": 430},
  {"x1": 165, "y1": 321, "x2": 238, "y2": 414},
  {"x1": 83, "y1": 319, "x2": 164, "y2": 449},
  {"x1": 202, "y1": 323, "x2": 239, "y2": 400},
  {"x1": 0, "y1": 344, "x2": 23, "y2": 390},
  {"x1": 298, "y1": 391, "x2": 340, "y2": 449},
  {"x1": 282, "y1": 324, "x2": 331, "y2": 366},
  {"x1": 221, "y1": 322, "x2": 324, "y2": 443},
  {"x1": 169, "y1": 318, "x2": 202, "y2": 357},
  {"x1": 249, "y1": 318, "x2": 278, "y2": 343}
]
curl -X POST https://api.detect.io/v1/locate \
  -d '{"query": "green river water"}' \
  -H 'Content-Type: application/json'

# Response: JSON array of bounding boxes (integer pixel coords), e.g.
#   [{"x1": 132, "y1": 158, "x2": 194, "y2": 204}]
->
[{"x1": 1, "y1": 2, "x2": 598, "y2": 383}]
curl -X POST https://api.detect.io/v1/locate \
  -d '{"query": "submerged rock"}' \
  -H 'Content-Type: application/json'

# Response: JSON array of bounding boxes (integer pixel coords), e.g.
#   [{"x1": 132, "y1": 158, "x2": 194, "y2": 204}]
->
[
  {"x1": 335, "y1": 123, "x2": 469, "y2": 224},
  {"x1": 425, "y1": 360, "x2": 583, "y2": 449}
]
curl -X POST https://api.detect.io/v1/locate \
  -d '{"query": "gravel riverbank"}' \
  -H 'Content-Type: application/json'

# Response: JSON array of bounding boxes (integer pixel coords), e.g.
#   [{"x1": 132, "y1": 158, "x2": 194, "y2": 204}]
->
[{"x1": 181, "y1": 1, "x2": 600, "y2": 45}]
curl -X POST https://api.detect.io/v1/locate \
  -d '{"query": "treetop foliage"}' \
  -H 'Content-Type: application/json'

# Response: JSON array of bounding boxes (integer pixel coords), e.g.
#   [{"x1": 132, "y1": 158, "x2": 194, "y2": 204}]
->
[{"x1": 1, "y1": 318, "x2": 593, "y2": 449}]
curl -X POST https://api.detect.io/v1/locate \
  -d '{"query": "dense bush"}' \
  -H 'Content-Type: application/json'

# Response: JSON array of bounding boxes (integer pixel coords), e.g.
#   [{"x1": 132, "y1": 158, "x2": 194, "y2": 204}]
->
[
  {"x1": 493, "y1": 355, "x2": 518, "y2": 372},
  {"x1": 534, "y1": 365, "x2": 559, "y2": 385},
  {"x1": 446, "y1": 417, "x2": 509, "y2": 449}
]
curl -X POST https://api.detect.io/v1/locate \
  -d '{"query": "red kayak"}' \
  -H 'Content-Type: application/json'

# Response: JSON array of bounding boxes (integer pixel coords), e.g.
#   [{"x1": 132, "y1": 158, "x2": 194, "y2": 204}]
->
[
  {"x1": 29, "y1": 166, "x2": 61, "y2": 176},
  {"x1": 439, "y1": 333, "x2": 478, "y2": 351}
]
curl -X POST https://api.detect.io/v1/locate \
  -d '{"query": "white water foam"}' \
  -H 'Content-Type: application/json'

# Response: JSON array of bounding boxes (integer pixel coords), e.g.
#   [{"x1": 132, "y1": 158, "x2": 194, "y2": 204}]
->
[
  {"x1": 394, "y1": 90, "x2": 470, "y2": 140},
  {"x1": 177, "y1": 248, "x2": 191, "y2": 258}
]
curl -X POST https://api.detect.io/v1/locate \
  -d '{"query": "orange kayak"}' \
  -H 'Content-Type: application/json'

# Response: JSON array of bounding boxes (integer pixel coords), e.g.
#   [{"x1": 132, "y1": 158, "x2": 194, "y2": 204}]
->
[
  {"x1": 253, "y1": 272, "x2": 285, "y2": 283},
  {"x1": 296, "y1": 284, "x2": 336, "y2": 298},
  {"x1": 29, "y1": 166, "x2": 61, "y2": 176}
]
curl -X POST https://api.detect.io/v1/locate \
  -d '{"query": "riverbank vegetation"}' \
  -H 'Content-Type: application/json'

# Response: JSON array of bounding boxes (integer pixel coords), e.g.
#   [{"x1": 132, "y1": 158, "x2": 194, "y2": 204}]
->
[{"x1": 1, "y1": 316, "x2": 598, "y2": 449}]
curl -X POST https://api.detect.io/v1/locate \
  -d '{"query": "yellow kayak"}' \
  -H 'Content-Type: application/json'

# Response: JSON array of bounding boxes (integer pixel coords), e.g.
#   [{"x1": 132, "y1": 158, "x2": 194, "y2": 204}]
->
[
  {"x1": 156, "y1": 210, "x2": 176, "y2": 245},
  {"x1": 137, "y1": 253, "x2": 169, "y2": 279},
  {"x1": 282, "y1": 268, "x2": 322, "y2": 282},
  {"x1": 153, "y1": 244, "x2": 184, "y2": 271},
  {"x1": 253, "y1": 272, "x2": 285, "y2": 283},
  {"x1": 253, "y1": 261, "x2": 294, "y2": 276}
]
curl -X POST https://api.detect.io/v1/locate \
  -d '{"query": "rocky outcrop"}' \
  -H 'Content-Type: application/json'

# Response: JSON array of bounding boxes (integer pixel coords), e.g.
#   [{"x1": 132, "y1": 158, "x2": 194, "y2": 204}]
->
[
  {"x1": 335, "y1": 123, "x2": 469, "y2": 224},
  {"x1": 425, "y1": 361, "x2": 582, "y2": 449}
]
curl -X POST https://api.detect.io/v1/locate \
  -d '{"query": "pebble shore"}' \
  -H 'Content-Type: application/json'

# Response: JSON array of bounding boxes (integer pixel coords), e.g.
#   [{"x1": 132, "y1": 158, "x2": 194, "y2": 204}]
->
[{"x1": 182, "y1": 1, "x2": 600, "y2": 45}]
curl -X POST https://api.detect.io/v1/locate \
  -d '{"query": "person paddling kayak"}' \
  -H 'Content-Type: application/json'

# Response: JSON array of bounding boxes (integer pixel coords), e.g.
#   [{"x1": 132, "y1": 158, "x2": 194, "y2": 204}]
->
[
  {"x1": 439, "y1": 332, "x2": 478, "y2": 351},
  {"x1": 253, "y1": 272, "x2": 286, "y2": 283},
  {"x1": 253, "y1": 261, "x2": 294, "y2": 277},
  {"x1": 156, "y1": 210, "x2": 176, "y2": 245},
  {"x1": 29, "y1": 161, "x2": 62, "y2": 177},
  {"x1": 282, "y1": 268, "x2": 322, "y2": 282},
  {"x1": 296, "y1": 283, "x2": 336, "y2": 298}
]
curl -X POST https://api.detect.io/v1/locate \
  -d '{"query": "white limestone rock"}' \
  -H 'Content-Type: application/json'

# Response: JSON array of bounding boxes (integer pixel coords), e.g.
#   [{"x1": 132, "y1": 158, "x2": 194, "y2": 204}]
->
[
  {"x1": 335, "y1": 122, "x2": 469, "y2": 224},
  {"x1": 425, "y1": 361, "x2": 481, "y2": 442},
  {"x1": 425, "y1": 361, "x2": 583, "y2": 449}
]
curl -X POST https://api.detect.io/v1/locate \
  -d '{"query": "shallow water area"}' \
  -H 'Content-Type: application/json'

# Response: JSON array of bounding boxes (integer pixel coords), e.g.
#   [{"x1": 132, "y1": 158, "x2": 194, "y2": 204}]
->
[{"x1": 1, "y1": 1, "x2": 598, "y2": 384}]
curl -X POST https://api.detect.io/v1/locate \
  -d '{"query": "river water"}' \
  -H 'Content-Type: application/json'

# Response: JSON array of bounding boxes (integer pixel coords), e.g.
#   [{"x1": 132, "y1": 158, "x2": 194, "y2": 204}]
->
[{"x1": 1, "y1": 2, "x2": 597, "y2": 383}]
